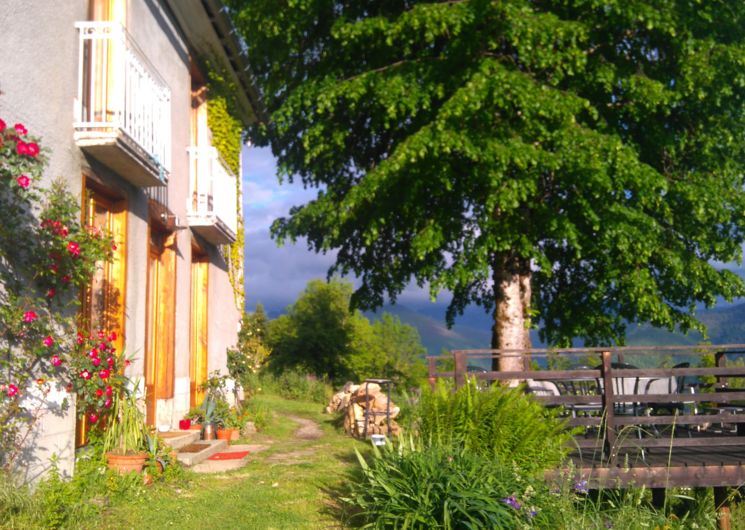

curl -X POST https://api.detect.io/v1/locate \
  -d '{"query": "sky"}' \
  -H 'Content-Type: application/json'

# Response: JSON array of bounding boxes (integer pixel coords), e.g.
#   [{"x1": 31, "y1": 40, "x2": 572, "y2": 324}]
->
[{"x1": 242, "y1": 145, "x2": 442, "y2": 317}]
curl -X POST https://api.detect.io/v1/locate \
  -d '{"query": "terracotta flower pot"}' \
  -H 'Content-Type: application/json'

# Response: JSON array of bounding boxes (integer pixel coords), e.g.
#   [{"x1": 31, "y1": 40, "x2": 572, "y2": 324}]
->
[
  {"x1": 105, "y1": 451, "x2": 147, "y2": 474},
  {"x1": 216, "y1": 427, "x2": 238, "y2": 441}
]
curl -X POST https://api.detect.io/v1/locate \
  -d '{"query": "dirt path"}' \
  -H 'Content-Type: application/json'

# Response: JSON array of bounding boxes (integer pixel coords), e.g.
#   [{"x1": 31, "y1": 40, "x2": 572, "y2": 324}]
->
[{"x1": 263, "y1": 415, "x2": 325, "y2": 464}]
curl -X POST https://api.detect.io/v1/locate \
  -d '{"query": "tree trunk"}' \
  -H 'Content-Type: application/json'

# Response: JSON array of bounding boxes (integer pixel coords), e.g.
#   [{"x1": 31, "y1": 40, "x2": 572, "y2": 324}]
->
[{"x1": 491, "y1": 254, "x2": 532, "y2": 372}]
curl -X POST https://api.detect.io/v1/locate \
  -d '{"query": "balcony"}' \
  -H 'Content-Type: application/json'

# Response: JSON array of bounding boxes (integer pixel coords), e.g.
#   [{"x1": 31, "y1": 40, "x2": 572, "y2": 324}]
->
[
  {"x1": 74, "y1": 21, "x2": 171, "y2": 187},
  {"x1": 186, "y1": 147, "x2": 238, "y2": 245}
]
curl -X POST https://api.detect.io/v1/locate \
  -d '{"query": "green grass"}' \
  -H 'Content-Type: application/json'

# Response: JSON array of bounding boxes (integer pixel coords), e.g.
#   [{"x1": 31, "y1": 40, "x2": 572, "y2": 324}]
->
[{"x1": 95, "y1": 393, "x2": 366, "y2": 530}]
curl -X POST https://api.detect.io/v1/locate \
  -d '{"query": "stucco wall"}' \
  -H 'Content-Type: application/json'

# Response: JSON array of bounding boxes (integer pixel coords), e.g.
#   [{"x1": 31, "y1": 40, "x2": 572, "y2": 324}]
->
[{"x1": 0, "y1": 0, "x2": 242, "y2": 480}]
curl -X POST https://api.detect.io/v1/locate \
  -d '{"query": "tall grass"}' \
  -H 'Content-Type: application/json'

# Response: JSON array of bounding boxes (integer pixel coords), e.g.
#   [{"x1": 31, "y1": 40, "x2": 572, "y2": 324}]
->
[
  {"x1": 413, "y1": 379, "x2": 574, "y2": 473},
  {"x1": 248, "y1": 368, "x2": 333, "y2": 404}
]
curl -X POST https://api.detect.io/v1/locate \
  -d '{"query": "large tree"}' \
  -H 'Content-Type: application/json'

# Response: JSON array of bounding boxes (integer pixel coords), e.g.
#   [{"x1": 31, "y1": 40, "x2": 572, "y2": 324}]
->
[{"x1": 230, "y1": 0, "x2": 745, "y2": 369}]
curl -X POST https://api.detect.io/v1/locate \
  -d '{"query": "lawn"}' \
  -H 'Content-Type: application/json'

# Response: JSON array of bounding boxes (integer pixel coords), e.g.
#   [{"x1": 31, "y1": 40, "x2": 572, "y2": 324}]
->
[{"x1": 96, "y1": 393, "x2": 365, "y2": 529}]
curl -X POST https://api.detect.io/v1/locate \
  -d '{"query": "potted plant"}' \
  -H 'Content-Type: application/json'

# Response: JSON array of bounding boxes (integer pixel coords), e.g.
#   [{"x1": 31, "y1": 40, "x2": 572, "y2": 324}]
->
[
  {"x1": 102, "y1": 385, "x2": 147, "y2": 473},
  {"x1": 216, "y1": 407, "x2": 242, "y2": 441},
  {"x1": 200, "y1": 397, "x2": 218, "y2": 440}
]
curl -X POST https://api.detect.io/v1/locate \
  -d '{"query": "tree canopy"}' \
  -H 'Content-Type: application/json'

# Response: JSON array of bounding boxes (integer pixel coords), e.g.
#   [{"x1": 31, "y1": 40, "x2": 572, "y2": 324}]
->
[
  {"x1": 230, "y1": 0, "x2": 745, "y2": 356},
  {"x1": 267, "y1": 279, "x2": 427, "y2": 386}
]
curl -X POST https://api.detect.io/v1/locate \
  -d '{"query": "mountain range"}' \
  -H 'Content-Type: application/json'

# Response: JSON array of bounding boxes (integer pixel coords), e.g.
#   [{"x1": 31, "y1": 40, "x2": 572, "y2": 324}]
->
[{"x1": 260, "y1": 299, "x2": 745, "y2": 356}]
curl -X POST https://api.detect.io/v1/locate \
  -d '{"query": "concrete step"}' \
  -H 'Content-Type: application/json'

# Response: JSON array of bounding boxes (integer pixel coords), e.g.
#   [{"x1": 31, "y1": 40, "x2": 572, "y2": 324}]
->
[
  {"x1": 174, "y1": 439, "x2": 228, "y2": 467},
  {"x1": 191, "y1": 443, "x2": 270, "y2": 474},
  {"x1": 158, "y1": 430, "x2": 200, "y2": 451}
]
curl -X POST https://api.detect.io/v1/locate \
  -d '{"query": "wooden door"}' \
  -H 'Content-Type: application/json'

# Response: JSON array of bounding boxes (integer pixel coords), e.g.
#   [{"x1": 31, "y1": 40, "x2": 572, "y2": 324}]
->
[
  {"x1": 145, "y1": 229, "x2": 176, "y2": 425},
  {"x1": 190, "y1": 255, "x2": 209, "y2": 407},
  {"x1": 77, "y1": 185, "x2": 127, "y2": 446}
]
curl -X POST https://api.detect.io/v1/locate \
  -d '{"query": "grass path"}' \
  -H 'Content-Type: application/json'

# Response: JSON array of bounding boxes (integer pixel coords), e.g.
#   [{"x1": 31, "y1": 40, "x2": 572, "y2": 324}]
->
[{"x1": 97, "y1": 394, "x2": 366, "y2": 529}]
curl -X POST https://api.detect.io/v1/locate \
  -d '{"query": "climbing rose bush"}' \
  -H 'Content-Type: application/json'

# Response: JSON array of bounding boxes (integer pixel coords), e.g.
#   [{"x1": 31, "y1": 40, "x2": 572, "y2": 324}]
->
[{"x1": 0, "y1": 117, "x2": 117, "y2": 468}]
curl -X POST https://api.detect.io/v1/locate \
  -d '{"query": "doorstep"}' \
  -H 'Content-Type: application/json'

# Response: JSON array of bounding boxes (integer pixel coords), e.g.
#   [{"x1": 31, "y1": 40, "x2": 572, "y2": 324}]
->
[
  {"x1": 158, "y1": 429, "x2": 200, "y2": 451},
  {"x1": 174, "y1": 439, "x2": 228, "y2": 467}
]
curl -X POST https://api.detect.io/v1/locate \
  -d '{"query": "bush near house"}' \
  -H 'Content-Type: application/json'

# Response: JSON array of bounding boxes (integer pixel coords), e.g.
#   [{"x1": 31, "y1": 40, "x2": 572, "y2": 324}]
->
[{"x1": 0, "y1": 118, "x2": 117, "y2": 471}]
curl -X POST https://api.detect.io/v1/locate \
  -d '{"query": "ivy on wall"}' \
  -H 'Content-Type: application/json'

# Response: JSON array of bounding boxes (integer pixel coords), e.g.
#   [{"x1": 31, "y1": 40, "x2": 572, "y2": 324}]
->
[{"x1": 206, "y1": 69, "x2": 245, "y2": 311}]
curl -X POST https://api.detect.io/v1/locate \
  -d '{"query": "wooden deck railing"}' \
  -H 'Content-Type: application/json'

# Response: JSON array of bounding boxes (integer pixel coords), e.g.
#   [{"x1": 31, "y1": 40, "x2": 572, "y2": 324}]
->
[{"x1": 427, "y1": 345, "x2": 745, "y2": 457}]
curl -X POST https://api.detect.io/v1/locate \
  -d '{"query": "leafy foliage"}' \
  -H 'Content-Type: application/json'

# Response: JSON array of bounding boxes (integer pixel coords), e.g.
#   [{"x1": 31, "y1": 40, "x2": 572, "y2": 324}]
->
[
  {"x1": 267, "y1": 278, "x2": 427, "y2": 386},
  {"x1": 228, "y1": 304, "x2": 271, "y2": 392},
  {"x1": 414, "y1": 379, "x2": 573, "y2": 473},
  {"x1": 345, "y1": 439, "x2": 550, "y2": 529},
  {"x1": 229, "y1": 0, "x2": 745, "y2": 347}
]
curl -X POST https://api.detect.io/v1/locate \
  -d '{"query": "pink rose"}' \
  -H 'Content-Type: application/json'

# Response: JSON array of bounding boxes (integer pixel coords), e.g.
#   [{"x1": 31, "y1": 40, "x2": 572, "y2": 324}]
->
[
  {"x1": 15, "y1": 141, "x2": 29, "y2": 156},
  {"x1": 91, "y1": 357, "x2": 101, "y2": 367},
  {"x1": 16, "y1": 175, "x2": 30, "y2": 189},
  {"x1": 98, "y1": 369, "x2": 110, "y2": 380},
  {"x1": 88, "y1": 348, "x2": 98, "y2": 358},
  {"x1": 0, "y1": 119, "x2": 5, "y2": 132},
  {"x1": 105, "y1": 385, "x2": 113, "y2": 396},
  {"x1": 7, "y1": 384, "x2": 18, "y2": 398},
  {"x1": 89, "y1": 413, "x2": 98, "y2": 424},
  {"x1": 67, "y1": 242, "x2": 80, "y2": 257},
  {"x1": 43, "y1": 336, "x2": 54, "y2": 347},
  {"x1": 80, "y1": 370, "x2": 91, "y2": 380},
  {"x1": 47, "y1": 288, "x2": 56, "y2": 298},
  {"x1": 107, "y1": 357, "x2": 115, "y2": 367},
  {"x1": 50, "y1": 355, "x2": 62, "y2": 367},
  {"x1": 104, "y1": 398, "x2": 112, "y2": 408},
  {"x1": 23, "y1": 311, "x2": 38, "y2": 323},
  {"x1": 14, "y1": 123, "x2": 27, "y2": 136}
]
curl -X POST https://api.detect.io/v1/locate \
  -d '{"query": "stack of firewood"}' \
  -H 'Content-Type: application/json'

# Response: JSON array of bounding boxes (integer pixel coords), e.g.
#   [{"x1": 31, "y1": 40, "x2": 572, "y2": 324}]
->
[{"x1": 326, "y1": 382, "x2": 401, "y2": 438}]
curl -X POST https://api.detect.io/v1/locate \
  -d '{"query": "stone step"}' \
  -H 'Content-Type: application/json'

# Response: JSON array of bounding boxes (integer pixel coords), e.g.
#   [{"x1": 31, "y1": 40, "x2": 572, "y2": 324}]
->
[
  {"x1": 157, "y1": 429, "x2": 200, "y2": 451},
  {"x1": 174, "y1": 439, "x2": 228, "y2": 467}
]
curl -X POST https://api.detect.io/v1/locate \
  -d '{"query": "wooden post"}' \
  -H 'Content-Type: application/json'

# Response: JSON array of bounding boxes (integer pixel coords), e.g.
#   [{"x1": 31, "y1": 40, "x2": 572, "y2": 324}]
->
[
  {"x1": 651, "y1": 488, "x2": 665, "y2": 509},
  {"x1": 714, "y1": 486, "x2": 732, "y2": 530},
  {"x1": 427, "y1": 357, "x2": 437, "y2": 392},
  {"x1": 454, "y1": 350, "x2": 466, "y2": 389},
  {"x1": 601, "y1": 351, "x2": 617, "y2": 457},
  {"x1": 716, "y1": 351, "x2": 728, "y2": 389}
]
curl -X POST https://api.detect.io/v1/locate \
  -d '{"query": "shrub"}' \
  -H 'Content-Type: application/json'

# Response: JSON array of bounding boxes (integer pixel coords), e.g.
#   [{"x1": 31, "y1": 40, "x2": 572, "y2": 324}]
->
[
  {"x1": 413, "y1": 379, "x2": 574, "y2": 473},
  {"x1": 258, "y1": 368, "x2": 333, "y2": 404}
]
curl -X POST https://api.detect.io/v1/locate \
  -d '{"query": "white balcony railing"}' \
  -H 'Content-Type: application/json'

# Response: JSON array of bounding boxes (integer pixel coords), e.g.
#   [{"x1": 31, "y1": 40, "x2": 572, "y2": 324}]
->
[
  {"x1": 186, "y1": 146, "x2": 238, "y2": 245},
  {"x1": 74, "y1": 21, "x2": 171, "y2": 185}
]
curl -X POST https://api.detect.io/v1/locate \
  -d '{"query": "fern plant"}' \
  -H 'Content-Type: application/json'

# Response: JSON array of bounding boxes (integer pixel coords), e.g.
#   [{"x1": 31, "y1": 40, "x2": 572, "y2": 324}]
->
[{"x1": 414, "y1": 379, "x2": 574, "y2": 473}]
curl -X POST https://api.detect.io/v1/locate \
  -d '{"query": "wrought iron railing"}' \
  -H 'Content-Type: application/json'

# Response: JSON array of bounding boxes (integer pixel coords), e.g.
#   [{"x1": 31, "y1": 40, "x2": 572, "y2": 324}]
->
[
  {"x1": 74, "y1": 21, "x2": 171, "y2": 176},
  {"x1": 187, "y1": 146, "x2": 238, "y2": 238}
]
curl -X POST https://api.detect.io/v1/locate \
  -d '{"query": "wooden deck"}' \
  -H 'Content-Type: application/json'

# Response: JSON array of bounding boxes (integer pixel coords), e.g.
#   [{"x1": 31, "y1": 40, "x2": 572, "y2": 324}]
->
[{"x1": 428, "y1": 345, "x2": 745, "y2": 489}]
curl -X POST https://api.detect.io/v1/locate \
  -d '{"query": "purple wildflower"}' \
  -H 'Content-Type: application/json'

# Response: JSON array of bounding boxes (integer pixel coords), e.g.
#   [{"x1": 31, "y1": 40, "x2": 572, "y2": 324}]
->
[
  {"x1": 502, "y1": 496, "x2": 521, "y2": 510},
  {"x1": 574, "y1": 479, "x2": 589, "y2": 494}
]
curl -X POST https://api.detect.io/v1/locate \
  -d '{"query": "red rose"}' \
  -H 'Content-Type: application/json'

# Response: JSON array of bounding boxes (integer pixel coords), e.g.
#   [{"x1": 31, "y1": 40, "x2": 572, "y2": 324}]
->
[
  {"x1": 23, "y1": 311, "x2": 38, "y2": 323},
  {"x1": 67, "y1": 242, "x2": 80, "y2": 257},
  {"x1": 89, "y1": 348, "x2": 98, "y2": 358},
  {"x1": 16, "y1": 175, "x2": 30, "y2": 189},
  {"x1": 108, "y1": 331, "x2": 117, "y2": 342},
  {"x1": 62, "y1": 275, "x2": 71, "y2": 284},
  {"x1": 0, "y1": 119, "x2": 5, "y2": 132},
  {"x1": 98, "y1": 369, "x2": 110, "y2": 380},
  {"x1": 104, "y1": 398, "x2": 112, "y2": 408},
  {"x1": 50, "y1": 263, "x2": 59, "y2": 274},
  {"x1": 89, "y1": 413, "x2": 98, "y2": 424},
  {"x1": 25, "y1": 142, "x2": 39, "y2": 157},
  {"x1": 7, "y1": 384, "x2": 18, "y2": 398},
  {"x1": 107, "y1": 357, "x2": 115, "y2": 367},
  {"x1": 51, "y1": 355, "x2": 62, "y2": 367},
  {"x1": 16, "y1": 141, "x2": 29, "y2": 156},
  {"x1": 76, "y1": 332, "x2": 85, "y2": 345},
  {"x1": 97, "y1": 330, "x2": 105, "y2": 339},
  {"x1": 91, "y1": 357, "x2": 101, "y2": 367},
  {"x1": 47, "y1": 288, "x2": 56, "y2": 298},
  {"x1": 95, "y1": 388, "x2": 103, "y2": 398},
  {"x1": 105, "y1": 385, "x2": 113, "y2": 396},
  {"x1": 43, "y1": 336, "x2": 54, "y2": 347},
  {"x1": 14, "y1": 123, "x2": 27, "y2": 136},
  {"x1": 80, "y1": 370, "x2": 91, "y2": 380}
]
